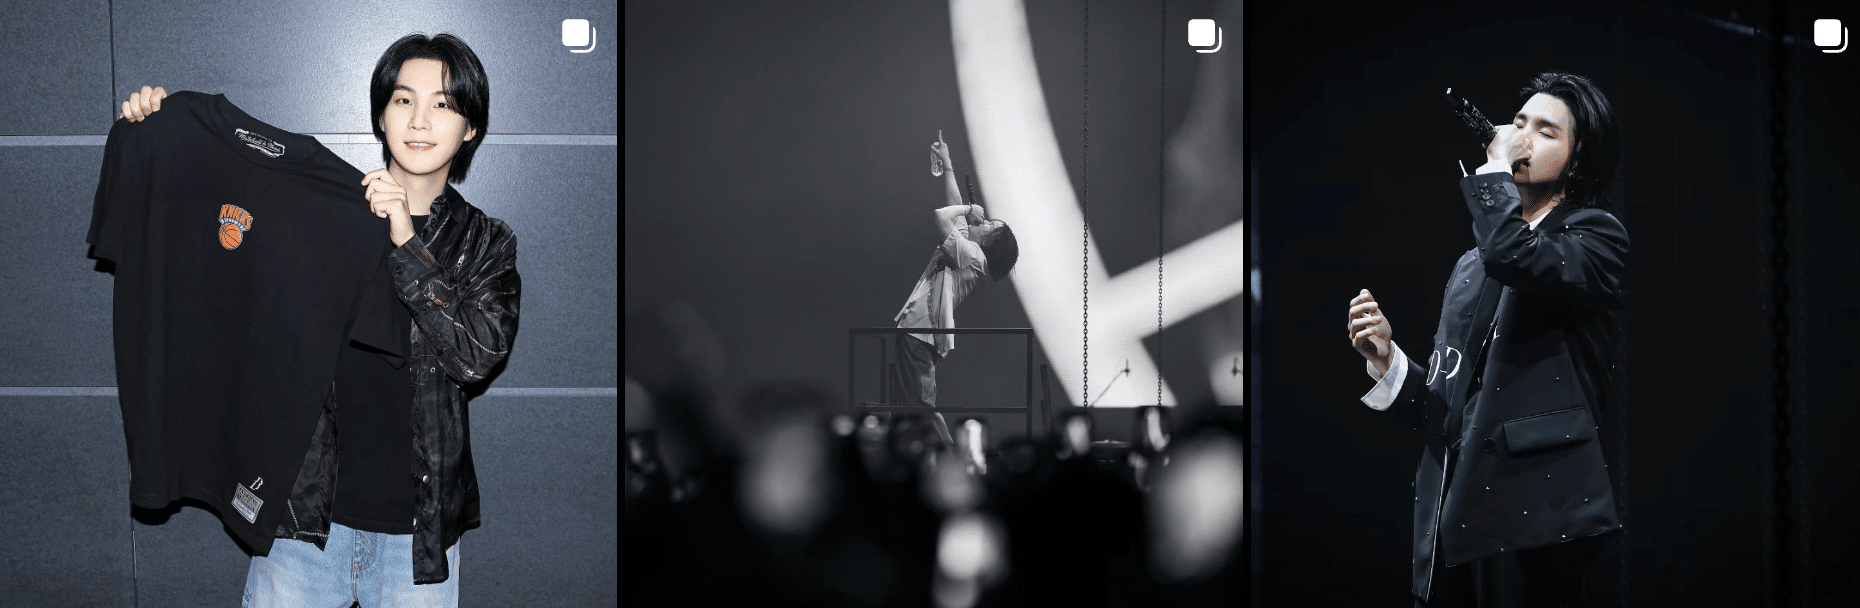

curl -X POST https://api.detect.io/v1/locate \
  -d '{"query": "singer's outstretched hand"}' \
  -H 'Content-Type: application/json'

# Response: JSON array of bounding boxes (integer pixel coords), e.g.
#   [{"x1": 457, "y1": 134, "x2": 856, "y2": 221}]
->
[
  {"x1": 931, "y1": 130, "x2": 953, "y2": 168},
  {"x1": 1349, "y1": 289, "x2": 1394, "y2": 377},
  {"x1": 1479, "y1": 122, "x2": 1531, "y2": 176},
  {"x1": 932, "y1": 130, "x2": 964, "y2": 207}
]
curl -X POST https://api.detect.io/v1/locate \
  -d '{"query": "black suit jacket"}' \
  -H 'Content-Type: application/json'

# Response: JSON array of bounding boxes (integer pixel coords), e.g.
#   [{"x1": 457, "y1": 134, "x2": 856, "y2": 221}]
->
[{"x1": 1385, "y1": 172, "x2": 1630, "y2": 601}]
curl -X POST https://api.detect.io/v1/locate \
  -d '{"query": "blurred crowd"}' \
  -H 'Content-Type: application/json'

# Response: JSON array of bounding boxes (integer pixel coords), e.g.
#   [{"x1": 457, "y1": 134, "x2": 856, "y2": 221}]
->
[{"x1": 626, "y1": 305, "x2": 1248, "y2": 607}]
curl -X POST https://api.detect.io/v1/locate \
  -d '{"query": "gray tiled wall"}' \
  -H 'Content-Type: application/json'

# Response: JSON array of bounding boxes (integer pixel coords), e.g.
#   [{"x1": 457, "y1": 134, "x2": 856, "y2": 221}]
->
[{"x1": 0, "y1": 1, "x2": 616, "y2": 606}]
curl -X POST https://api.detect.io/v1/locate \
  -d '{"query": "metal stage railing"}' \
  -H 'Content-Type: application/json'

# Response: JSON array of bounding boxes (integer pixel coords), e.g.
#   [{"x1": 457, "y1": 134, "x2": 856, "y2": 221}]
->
[{"x1": 847, "y1": 327, "x2": 1036, "y2": 439}]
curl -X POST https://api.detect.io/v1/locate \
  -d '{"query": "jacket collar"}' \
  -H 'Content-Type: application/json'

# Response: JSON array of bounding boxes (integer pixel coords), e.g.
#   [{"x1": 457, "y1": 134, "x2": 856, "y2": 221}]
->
[{"x1": 421, "y1": 185, "x2": 463, "y2": 244}]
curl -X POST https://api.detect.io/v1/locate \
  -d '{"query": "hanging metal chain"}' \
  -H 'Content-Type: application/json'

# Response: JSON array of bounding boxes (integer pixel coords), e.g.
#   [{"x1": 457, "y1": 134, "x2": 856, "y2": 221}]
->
[{"x1": 1157, "y1": 0, "x2": 1166, "y2": 408}]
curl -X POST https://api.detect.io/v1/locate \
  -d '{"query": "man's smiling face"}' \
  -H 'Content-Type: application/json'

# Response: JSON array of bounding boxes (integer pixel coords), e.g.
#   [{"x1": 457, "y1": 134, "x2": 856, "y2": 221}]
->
[{"x1": 378, "y1": 58, "x2": 478, "y2": 179}]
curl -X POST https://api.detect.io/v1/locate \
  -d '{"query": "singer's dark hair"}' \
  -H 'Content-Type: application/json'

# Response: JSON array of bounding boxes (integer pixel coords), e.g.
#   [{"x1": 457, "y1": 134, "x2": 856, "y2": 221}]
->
[
  {"x1": 979, "y1": 223, "x2": 1018, "y2": 282},
  {"x1": 1519, "y1": 72, "x2": 1620, "y2": 212},
  {"x1": 960, "y1": 175, "x2": 1017, "y2": 281}
]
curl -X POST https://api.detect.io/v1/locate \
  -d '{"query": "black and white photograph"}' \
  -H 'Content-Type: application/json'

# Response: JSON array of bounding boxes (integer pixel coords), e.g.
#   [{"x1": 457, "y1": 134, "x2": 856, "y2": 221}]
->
[{"x1": 628, "y1": 0, "x2": 1249, "y2": 605}]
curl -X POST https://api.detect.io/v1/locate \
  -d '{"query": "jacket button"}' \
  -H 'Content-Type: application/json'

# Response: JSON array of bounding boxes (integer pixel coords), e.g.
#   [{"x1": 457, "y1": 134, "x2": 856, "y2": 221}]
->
[
  {"x1": 1482, "y1": 438, "x2": 1495, "y2": 453},
  {"x1": 422, "y1": 475, "x2": 430, "y2": 483}
]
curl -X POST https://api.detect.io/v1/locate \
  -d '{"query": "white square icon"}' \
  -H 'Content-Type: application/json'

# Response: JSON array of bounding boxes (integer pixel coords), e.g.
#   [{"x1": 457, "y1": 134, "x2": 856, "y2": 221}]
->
[
  {"x1": 1188, "y1": 19, "x2": 1222, "y2": 53},
  {"x1": 1188, "y1": 19, "x2": 1217, "y2": 47},
  {"x1": 562, "y1": 19, "x2": 598, "y2": 53},
  {"x1": 1813, "y1": 19, "x2": 1846, "y2": 52},
  {"x1": 562, "y1": 19, "x2": 591, "y2": 47}
]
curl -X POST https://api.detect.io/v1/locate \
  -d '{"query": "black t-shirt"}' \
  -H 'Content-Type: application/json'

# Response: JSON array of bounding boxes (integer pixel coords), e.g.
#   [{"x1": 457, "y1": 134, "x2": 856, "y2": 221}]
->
[
  {"x1": 88, "y1": 91, "x2": 405, "y2": 555},
  {"x1": 331, "y1": 214, "x2": 426, "y2": 535}
]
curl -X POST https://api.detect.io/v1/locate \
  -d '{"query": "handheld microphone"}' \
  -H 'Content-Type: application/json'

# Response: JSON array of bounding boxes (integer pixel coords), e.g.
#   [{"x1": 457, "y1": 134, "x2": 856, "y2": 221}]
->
[{"x1": 1444, "y1": 88, "x2": 1496, "y2": 146}]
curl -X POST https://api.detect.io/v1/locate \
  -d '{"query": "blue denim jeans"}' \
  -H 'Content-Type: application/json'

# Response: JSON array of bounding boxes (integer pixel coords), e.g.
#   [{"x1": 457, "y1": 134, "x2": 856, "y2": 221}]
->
[{"x1": 243, "y1": 521, "x2": 459, "y2": 608}]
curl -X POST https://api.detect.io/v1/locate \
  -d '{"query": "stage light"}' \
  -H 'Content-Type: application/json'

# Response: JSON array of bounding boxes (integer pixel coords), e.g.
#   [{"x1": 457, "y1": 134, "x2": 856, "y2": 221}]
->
[
  {"x1": 740, "y1": 420, "x2": 836, "y2": 537},
  {"x1": 1148, "y1": 429, "x2": 1245, "y2": 583}
]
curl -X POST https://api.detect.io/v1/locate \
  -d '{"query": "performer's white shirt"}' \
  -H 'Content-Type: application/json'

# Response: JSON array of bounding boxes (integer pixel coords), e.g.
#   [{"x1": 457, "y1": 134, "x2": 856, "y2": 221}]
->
[{"x1": 1362, "y1": 167, "x2": 1548, "y2": 411}]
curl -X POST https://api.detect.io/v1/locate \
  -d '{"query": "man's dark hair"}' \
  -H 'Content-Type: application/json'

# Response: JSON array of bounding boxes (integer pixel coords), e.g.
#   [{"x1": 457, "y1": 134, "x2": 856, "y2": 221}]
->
[
  {"x1": 370, "y1": 33, "x2": 491, "y2": 184},
  {"x1": 1519, "y1": 72, "x2": 1620, "y2": 211},
  {"x1": 978, "y1": 224, "x2": 1019, "y2": 281}
]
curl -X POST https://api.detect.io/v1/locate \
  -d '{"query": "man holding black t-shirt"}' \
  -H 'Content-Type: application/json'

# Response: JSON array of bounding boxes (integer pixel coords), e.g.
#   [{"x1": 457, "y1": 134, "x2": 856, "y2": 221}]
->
[{"x1": 116, "y1": 33, "x2": 519, "y2": 608}]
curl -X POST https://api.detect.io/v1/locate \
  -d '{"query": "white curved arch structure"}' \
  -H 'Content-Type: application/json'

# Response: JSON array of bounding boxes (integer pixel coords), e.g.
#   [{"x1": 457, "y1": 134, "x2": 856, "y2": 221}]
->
[{"x1": 948, "y1": 0, "x2": 1246, "y2": 407}]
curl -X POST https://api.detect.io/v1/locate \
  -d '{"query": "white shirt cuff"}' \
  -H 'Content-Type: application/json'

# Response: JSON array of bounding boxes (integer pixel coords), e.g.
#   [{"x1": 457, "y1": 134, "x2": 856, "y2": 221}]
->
[{"x1": 1360, "y1": 342, "x2": 1409, "y2": 411}]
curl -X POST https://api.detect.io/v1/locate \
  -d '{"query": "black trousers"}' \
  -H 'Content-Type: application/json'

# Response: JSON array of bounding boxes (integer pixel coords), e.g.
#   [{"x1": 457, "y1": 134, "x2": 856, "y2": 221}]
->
[{"x1": 1421, "y1": 528, "x2": 1625, "y2": 608}]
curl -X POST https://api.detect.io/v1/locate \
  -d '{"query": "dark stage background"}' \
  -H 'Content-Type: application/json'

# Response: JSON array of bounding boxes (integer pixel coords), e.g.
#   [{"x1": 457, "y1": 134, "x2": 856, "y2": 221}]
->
[{"x1": 1252, "y1": 0, "x2": 1859, "y2": 605}]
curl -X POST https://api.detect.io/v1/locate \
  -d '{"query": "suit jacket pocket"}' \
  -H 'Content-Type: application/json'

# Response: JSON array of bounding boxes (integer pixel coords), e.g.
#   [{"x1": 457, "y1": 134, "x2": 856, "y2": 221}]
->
[{"x1": 1502, "y1": 406, "x2": 1593, "y2": 455}]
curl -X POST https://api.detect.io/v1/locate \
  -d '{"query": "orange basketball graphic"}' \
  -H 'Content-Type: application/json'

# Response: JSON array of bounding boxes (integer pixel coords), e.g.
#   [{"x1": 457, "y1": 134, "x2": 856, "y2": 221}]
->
[
  {"x1": 218, "y1": 204, "x2": 254, "y2": 250},
  {"x1": 219, "y1": 222, "x2": 243, "y2": 249}
]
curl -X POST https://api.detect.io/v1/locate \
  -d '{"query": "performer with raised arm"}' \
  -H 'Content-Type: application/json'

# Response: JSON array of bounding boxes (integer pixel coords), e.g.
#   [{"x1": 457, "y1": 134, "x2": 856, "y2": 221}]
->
[
  {"x1": 1347, "y1": 73, "x2": 1629, "y2": 607},
  {"x1": 891, "y1": 131, "x2": 1019, "y2": 445}
]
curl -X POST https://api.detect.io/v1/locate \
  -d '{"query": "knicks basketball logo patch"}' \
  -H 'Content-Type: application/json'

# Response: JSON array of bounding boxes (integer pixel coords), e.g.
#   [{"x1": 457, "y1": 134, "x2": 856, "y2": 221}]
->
[{"x1": 218, "y1": 204, "x2": 254, "y2": 250}]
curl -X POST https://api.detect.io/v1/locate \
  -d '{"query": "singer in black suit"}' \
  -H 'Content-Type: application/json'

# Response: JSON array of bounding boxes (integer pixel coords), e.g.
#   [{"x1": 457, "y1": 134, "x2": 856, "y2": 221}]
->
[{"x1": 1347, "y1": 73, "x2": 1628, "y2": 607}]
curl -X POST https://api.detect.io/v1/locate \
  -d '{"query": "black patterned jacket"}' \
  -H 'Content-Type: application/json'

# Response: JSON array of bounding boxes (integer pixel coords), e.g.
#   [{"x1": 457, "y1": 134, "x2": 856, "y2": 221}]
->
[
  {"x1": 1386, "y1": 172, "x2": 1628, "y2": 601},
  {"x1": 274, "y1": 185, "x2": 521, "y2": 584}
]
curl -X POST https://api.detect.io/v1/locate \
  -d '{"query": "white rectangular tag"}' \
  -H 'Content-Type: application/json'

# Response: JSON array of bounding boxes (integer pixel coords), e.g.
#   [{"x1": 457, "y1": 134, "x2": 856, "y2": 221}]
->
[{"x1": 233, "y1": 483, "x2": 264, "y2": 524}]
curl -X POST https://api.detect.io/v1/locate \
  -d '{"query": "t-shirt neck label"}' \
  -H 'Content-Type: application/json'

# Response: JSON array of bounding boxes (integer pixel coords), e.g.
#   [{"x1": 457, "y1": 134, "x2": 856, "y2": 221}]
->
[{"x1": 234, "y1": 128, "x2": 286, "y2": 158}]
